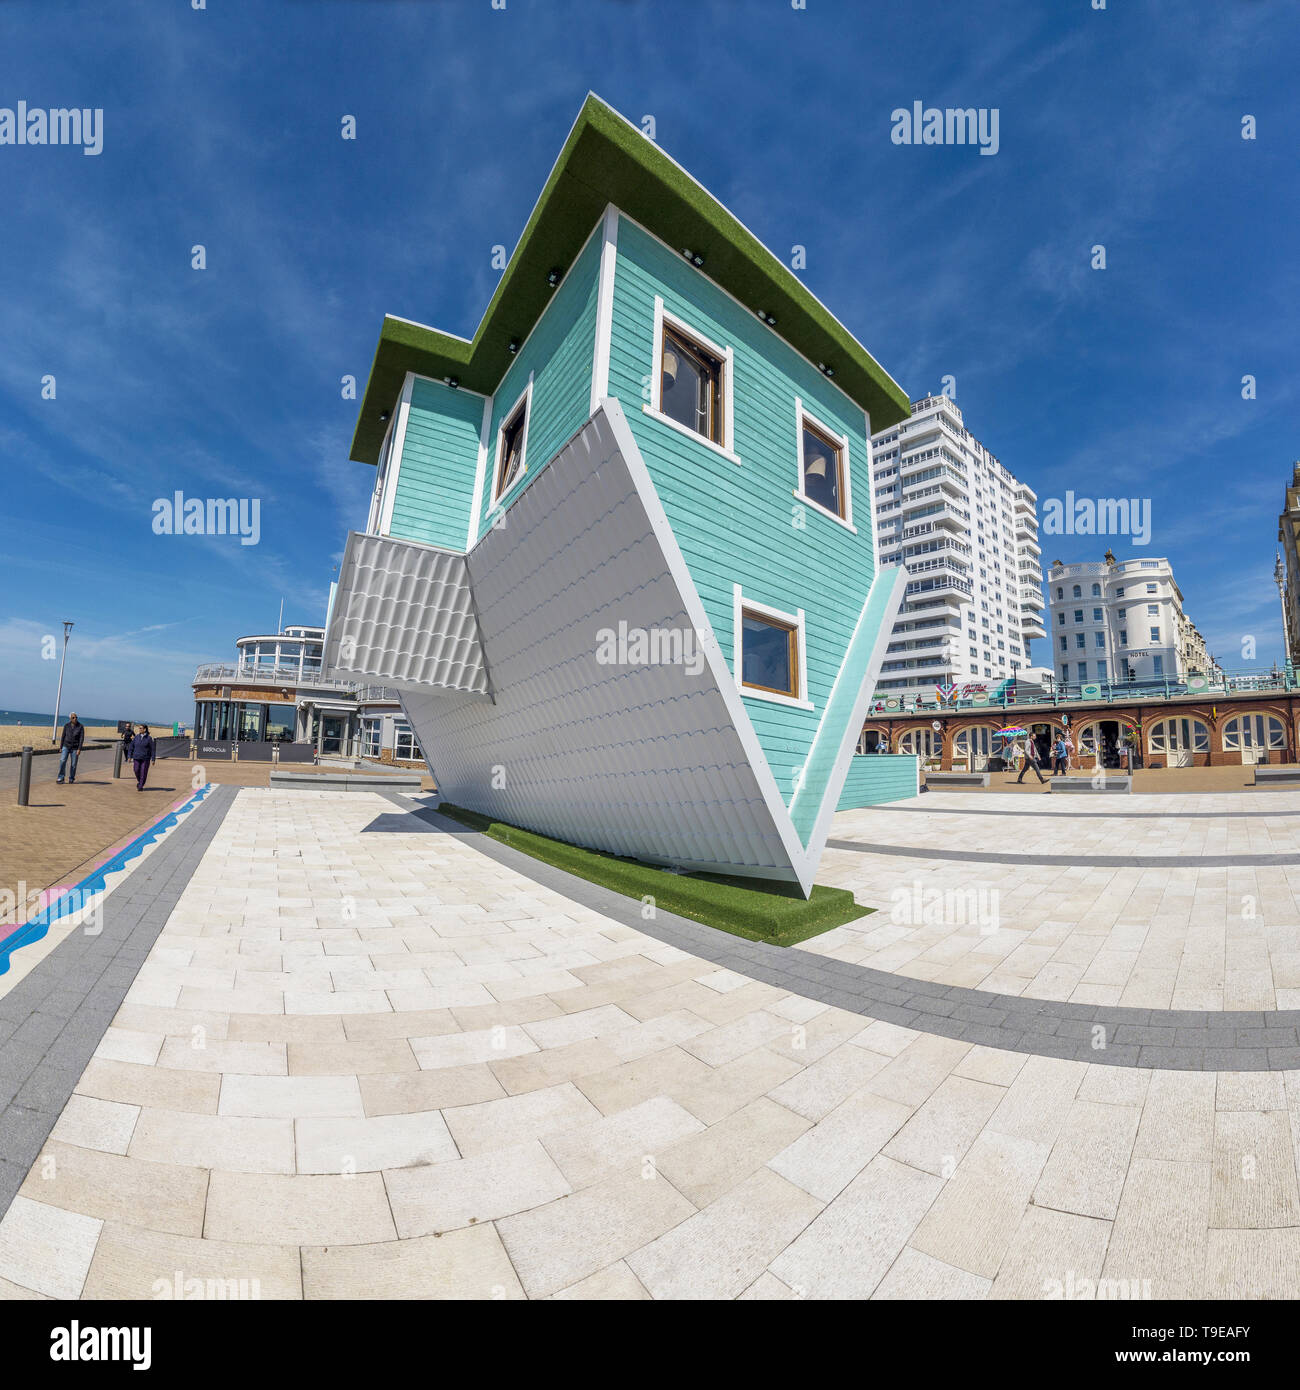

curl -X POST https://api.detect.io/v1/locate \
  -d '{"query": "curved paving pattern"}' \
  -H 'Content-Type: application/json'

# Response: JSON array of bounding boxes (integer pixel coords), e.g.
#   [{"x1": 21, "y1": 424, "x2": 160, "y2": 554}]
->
[
  {"x1": 818, "y1": 793, "x2": 1300, "y2": 1009},
  {"x1": 4, "y1": 786, "x2": 1300, "y2": 1298},
  {"x1": 827, "y1": 839, "x2": 1300, "y2": 869}
]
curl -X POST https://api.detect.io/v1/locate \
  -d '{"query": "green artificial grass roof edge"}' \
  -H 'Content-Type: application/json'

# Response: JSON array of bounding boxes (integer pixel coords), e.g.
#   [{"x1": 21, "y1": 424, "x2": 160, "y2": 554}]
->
[
  {"x1": 436, "y1": 802, "x2": 872, "y2": 947},
  {"x1": 350, "y1": 94, "x2": 910, "y2": 465}
]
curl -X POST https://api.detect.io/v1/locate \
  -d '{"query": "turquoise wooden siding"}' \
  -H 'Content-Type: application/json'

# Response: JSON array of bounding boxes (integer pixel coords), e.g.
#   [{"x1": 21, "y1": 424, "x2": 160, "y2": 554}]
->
[
  {"x1": 837, "y1": 754, "x2": 919, "y2": 810},
  {"x1": 477, "y1": 225, "x2": 602, "y2": 535},
  {"x1": 606, "y1": 215, "x2": 878, "y2": 819},
  {"x1": 388, "y1": 378, "x2": 484, "y2": 550},
  {"x1": 789, "y1": 569, "x2": 902, "y2": 842}
]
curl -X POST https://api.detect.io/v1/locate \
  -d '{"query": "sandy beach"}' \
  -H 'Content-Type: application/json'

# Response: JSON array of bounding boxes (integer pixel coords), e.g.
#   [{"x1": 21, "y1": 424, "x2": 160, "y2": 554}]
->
[{"x1": 0, "y1": 724, "x2": 176, "y2": 755}]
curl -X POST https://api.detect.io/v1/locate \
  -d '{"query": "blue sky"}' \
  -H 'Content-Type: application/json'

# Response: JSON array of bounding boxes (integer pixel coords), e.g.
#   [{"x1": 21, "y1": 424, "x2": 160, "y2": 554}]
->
[{"x1": 2, "y1": 0, "x2": 1296, "y2": 720}]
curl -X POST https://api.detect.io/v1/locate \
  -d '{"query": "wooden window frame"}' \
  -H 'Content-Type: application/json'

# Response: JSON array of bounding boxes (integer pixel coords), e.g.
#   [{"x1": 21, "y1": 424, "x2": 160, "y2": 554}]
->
[
  {"x1": 490, "y1": 377, "x2": 533, "y2": 508},
  {"x1": 661, "y1": 324, "x2": 724, "y2": 445},
  {"x1": 741, "y1": 609, "x2": 799, "y2": 698},
  {"x1": 645, "y1": 299, "x2": 739, "y2": 464},
  {"x1": 793, "y1": 398, "x2": 854, "y2": 530},
  {"x1": 732, "y1": 585, "x2": 812, "y2": 710}
]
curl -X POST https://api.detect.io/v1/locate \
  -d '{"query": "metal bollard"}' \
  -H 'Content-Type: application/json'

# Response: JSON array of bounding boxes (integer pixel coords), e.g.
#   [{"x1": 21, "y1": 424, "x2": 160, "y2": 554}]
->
[
  {"x1": 17, "y1": 746, "x2": 32, "y2": 806},
  {"x1": 114, "y1": 743, "x2": 123, "y2": 779}
]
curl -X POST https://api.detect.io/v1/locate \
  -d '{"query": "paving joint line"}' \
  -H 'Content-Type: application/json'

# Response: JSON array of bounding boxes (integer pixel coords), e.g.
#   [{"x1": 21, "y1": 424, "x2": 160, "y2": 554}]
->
[{"x1": 371, "y1": 791, "x2": 1300, "y2": 1073}]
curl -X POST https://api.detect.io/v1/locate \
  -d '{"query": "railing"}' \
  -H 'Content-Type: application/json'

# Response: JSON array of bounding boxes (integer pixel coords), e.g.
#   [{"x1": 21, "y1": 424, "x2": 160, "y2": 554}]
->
[
  {"x1": 194, "y1": 663, "x2": 399, "y2": 702},
  {"x1": 868, "y1": 667, "x2": 1292, "y2": 715}
]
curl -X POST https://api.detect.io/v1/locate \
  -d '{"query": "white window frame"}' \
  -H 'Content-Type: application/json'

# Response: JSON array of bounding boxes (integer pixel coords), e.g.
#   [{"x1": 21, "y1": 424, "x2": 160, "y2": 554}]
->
[
  {"x1": 792, "y1": 397, "x2": 855, "y2": 531},
  {"x1": 393, "y1": 717, "x2": 422, "y2": 761},
  {"x1": 489, "y1": 373, "x2": 534, "y2": 510},
  {"x1": 644, "y1": 296, "x2": 739, "y2": 465},
  {"x1": 1223, "y1": 714, "x2": 1286, "y2": 750},
  {"x1": 732, "y1": 583, "x2": 811, "y2": 710}
]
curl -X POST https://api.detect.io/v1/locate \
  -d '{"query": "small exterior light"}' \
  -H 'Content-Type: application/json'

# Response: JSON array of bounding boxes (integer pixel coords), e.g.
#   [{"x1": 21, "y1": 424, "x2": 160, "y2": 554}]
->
[
  {"x1": 446, "y1": 376, "x2": 459, "y2": 389},
  {"x1": 692, "y1": 253, "x2": 704, "y2": 267},
  {"x1": 681, "y1": 248, "x2": 693, "y2": 260},
  {"x1": 379, "y1": 411, "x2": 390, "y2": 423},
  {"x1": 547, "y1": 267, "x2": 562, "y2": 287},
  {"x1": 507, "y1": 339, "x2": 520, "y2": 354}
]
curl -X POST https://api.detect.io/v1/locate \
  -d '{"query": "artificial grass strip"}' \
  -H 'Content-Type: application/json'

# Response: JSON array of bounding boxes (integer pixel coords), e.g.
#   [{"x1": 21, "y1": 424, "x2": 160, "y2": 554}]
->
[{"x1": 436, "y1": 803, "x2": 871, "y2": 947}]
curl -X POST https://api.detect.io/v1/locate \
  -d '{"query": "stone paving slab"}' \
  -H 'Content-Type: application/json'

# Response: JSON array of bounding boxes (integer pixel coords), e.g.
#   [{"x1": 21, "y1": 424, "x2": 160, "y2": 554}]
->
[
  {"x1": 378, "y1": 796, "x2": 1300, "y2": 1072},
  {"x1": 0, "y1": 786, "x2": 236, "y2": 1219},
  {"x1": 8, "y1": 785, "x2": 1300, "y2": 1300}
]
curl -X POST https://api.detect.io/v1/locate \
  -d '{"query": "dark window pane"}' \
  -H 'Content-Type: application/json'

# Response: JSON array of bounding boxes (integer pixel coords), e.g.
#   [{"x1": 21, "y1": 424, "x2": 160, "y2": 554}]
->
[
  {"x1": 802, "y1": 425, "x2": 841, "y2": 515},
  {"x1": 742, "y1": 613, "x2": 795, "y2": 695},
  {"x1": 660, "y1": 328, "x2": 721, "y2": 441},
  {"x1": 497, "y1": 407, "x2": 526, "y2": 496}
]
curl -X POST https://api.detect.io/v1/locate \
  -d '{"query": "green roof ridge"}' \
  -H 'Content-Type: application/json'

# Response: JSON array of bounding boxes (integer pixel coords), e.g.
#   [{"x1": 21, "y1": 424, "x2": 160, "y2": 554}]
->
[{"x1": 350, "y1": 93, "x2": 909, "y2": 464}]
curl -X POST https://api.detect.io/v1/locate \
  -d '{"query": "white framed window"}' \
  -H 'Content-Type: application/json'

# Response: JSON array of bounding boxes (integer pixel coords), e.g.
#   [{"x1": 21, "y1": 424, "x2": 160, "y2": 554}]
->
[
  {"x1": 732, "y1": 584, "x2": 811, "y2": 709},
  {"x1": 1223, "y1": 714, "x2": 1286, "y2": 750},
  {"x1": 490, "y1": 374, "x2": 533, "y2": 508},
  {"x1": 644, "y1": 297, "x2": 738, "y2": 464},
  {"x1": 393, "y1": 718, "x2": 423, "y2": 762},
  {"x1": 792, "y1": 397, "x2": 854, "y2": 529},
  {"x1": 359, "y1": 717, "x2": 381, "y2": 758}
]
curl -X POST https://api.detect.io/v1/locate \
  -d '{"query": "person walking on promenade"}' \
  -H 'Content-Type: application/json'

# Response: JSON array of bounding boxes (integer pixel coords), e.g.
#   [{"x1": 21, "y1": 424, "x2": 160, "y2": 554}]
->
[
  {"x1": 56, "y1": 712, "x2": 85, "y2": 784},
  {"x1": 1016, "y1": 736, "x2": 1046, "y2": 784},
  {"x1": 1052, "y1": 733, "x2": 1069, "y2": 775},
  {"x1": 129, "y1": 724, "x2": 155, "y2": 791},
  {"x1": 120, "y1": 723, "x2": 134, "y2": 762}
]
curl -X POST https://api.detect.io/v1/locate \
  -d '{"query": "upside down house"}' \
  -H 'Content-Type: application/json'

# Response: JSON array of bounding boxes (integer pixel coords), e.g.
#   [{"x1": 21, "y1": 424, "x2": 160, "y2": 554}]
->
[{"x1": 324, "y1": 94, "x2": 911, "y2": 895}]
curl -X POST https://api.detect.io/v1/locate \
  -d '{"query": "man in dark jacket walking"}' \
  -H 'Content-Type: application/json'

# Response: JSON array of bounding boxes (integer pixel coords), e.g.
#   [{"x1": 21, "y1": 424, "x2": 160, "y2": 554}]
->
[
  {"x1": 56, "y1": 713, "x2": 85, "y2": 784},
  {"x1": 129, "y1": 724, "x2": 155, "y2": 791}
]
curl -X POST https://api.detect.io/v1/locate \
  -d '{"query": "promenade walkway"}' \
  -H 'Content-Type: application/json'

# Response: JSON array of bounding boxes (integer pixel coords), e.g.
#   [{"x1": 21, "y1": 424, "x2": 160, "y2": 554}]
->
[{"x1": 0, "y1": 785, "x2": 1298, "y2": 1299}]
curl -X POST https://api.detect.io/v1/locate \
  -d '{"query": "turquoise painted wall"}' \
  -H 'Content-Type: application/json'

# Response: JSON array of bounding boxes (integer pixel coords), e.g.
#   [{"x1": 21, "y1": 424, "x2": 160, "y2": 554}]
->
[
  {"x1": 837, "y1": 754, "x2": 918, "y2": 810},
  {"x1": 477, "y1": 225, "x2": 603, "y2": 534},
  {"x1": 606, "y1": 215, "x2": 878, "y2": 826},
  {"x1": 389, "y1": 378, "x2": 485, "y2": 549}
]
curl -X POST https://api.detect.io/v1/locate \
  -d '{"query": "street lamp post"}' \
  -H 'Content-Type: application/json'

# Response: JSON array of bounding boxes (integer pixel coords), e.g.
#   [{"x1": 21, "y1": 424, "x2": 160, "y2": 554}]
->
[{"x1": 50, "y1": 620, "x2": 74, "y2": 745}]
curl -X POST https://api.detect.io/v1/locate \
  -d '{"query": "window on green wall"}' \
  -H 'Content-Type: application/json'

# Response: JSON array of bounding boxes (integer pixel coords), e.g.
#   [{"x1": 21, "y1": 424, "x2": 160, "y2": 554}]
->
[
  {"x1": 493, "y1": 388, "x2": 530, "y2": 504},
  {"x1": 800, "y1": 415, "x2": 846, "y2": 519},
  {"x1": 661, "y1": 324, "x2": 723, "y2": 444},
  {"x1": 741, "y1": 609, "x2": 799, "y2": 698}
]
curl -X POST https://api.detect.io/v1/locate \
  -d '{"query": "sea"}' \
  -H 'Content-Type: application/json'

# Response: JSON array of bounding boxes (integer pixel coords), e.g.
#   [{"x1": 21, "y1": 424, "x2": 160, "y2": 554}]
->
[{"x1": 0, "y1": 710, "x2": 174, "y2": 728}]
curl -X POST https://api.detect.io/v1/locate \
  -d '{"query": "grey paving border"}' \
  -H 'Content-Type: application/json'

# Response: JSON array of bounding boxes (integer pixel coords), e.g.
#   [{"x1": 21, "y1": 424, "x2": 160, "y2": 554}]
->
[
  {"x1": 0, "y1": 784, "x2": 237, "y2": 1216},
  {"x1": 374, "y1": 792, "x2": 1300, "y2": 1073},
  {"x1": 825, "y1": 838, "x2": 1300, "y2": 869}
]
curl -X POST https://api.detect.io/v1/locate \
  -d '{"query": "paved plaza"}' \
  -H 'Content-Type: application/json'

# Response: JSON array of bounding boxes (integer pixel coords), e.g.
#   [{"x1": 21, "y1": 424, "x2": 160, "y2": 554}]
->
[{"x1": 2, "y1": 784, "x2": 1300, "y2": 1299}]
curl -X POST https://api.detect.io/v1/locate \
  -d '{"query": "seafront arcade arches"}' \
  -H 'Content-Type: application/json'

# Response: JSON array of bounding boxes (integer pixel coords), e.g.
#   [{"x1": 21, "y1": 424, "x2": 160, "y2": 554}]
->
[
  {"x1": 1222, "y1": 712, "x2": 1287, "y2": 765},
  {"x1": 1147, "y1": 715, "x2": 1210, "y2": 768}
]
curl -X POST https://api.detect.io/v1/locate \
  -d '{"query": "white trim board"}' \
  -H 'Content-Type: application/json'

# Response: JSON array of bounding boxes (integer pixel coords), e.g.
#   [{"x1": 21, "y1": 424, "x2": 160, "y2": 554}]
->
[
  {"x1": 378, "y1": 373, "x2": 415, "y2": 537},
  {"x1": 590, "y1": 204, "x2": 619, "y2": 416}
]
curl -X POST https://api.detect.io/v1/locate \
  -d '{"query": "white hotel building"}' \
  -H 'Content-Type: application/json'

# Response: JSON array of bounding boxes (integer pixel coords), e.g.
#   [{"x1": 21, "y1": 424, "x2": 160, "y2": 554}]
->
[
  {"x1": 871, "y1": 395, "x2": 1046, "y2": 697},
  {"x1": 1046, "y1": 555, "x2": 1214, "y2": 688}
]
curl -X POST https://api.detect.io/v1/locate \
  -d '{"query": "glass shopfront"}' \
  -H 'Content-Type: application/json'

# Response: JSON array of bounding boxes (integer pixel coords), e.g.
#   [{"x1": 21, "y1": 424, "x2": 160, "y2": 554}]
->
[{"x1": 196, "y1": 699, "x2": 297, "y2": 743}]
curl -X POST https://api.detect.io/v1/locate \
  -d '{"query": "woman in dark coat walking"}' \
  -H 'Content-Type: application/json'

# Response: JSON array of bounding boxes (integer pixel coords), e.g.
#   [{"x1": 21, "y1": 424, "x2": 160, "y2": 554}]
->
[{"x1": 129, "y1": 724, "x2": 155, "y2": 790}]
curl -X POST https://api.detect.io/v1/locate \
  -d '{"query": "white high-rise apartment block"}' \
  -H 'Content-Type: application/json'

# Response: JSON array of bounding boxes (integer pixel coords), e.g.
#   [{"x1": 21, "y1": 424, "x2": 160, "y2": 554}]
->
[
  {"x1": 871, "y1": 395, "x2": 1045, "y2": 696},
  {"x1": 1045, "y1": 554, "x2": 1214, "y2": 687}
]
